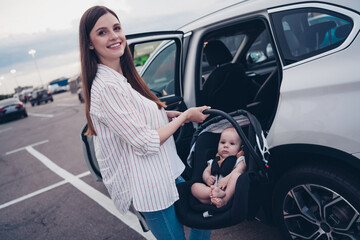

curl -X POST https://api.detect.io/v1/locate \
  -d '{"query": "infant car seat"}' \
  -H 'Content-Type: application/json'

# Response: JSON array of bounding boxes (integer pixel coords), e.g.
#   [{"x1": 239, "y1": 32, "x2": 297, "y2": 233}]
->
[{"x1": 175, "y1": 109, "x2": 270, "y2": 229}]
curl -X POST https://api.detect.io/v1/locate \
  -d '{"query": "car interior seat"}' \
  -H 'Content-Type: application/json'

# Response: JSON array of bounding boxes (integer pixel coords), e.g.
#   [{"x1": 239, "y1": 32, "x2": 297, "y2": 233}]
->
[
  {"x1": 284, "y1": 30, "x2": 302, "y2": 56},
  {"x1": 200, "y1": 40, "x2": 250, "y2": 113},
  {"x1": 301, "y1": 21, "x2": 336, "y2": 51},
  {"x1": 335, "y1": 23, "x2": 352, "y2": 39}
]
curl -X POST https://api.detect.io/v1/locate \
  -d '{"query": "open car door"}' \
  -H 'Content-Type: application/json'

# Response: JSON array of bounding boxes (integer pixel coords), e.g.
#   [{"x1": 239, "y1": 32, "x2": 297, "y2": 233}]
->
[{"x1": 127, "y1": 31, "x2": 195, "y2": 178}]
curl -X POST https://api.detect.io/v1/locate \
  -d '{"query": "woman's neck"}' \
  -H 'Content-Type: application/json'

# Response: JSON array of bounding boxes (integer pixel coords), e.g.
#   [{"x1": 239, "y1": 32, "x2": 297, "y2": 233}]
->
[{"x1": 101, "y1": 60, "x2": 123, "y2": 75}]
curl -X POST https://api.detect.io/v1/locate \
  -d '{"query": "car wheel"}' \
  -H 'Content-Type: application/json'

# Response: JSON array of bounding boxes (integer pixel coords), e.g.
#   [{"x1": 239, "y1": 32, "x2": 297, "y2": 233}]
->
[
  {"x1": 273, "y1": 165, "x2": 360, "y2": 240},
  {"x1": 31, "y1": 103, "x2": 35, "y2": 107},
  {"x1": 37, "y1": 101, "x2": 40, "y2": 105},
  {"x1": 23, "y1": 111, "x2": 28, "y2": 118},
  {"x1": 50, "y1": 98, "x2": 54, "y2": 102}
]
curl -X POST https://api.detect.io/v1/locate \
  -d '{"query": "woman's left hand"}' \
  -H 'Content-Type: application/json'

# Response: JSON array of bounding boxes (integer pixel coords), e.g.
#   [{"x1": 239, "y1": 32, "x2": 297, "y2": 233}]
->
[{"x1": 166, "y1": 110, "x2": 182, "y2": 122}]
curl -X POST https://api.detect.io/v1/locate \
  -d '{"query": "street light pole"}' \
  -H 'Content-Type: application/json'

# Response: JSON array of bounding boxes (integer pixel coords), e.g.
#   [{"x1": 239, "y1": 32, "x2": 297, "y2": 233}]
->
[{"x1": 28, "y1": 49, "x2": 43, "y2": 87}]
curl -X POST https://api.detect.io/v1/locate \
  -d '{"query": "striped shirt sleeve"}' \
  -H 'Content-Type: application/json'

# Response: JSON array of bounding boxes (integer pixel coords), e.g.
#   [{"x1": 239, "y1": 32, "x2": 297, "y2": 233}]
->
[{"x1": 99, "y1": 84, "x2": 160, "y2": 156}]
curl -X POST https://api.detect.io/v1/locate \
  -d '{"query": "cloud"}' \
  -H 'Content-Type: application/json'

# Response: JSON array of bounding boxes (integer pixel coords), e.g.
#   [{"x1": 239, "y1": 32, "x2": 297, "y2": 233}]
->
[{"x1": 0, "y1": 29, "x2": 78, "y2": 69}]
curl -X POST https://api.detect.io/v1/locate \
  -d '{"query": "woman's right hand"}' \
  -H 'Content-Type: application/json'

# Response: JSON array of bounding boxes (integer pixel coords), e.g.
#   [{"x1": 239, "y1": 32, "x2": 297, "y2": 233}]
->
[{"x1": 184, "y1": 106, "x2": 210, "y2": 123}]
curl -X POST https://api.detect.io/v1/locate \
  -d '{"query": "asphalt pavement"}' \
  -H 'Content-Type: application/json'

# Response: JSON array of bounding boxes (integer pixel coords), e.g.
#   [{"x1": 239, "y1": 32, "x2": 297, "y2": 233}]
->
[{"x1": 0, "y1": 91, "x2": 283, "y2": 240}]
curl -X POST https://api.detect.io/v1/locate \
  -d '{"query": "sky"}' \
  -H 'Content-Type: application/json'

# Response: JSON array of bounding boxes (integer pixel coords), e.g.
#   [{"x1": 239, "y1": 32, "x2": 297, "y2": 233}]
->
[{"x1": 0, "y1": 0, "x2": 242, "y2": 95}]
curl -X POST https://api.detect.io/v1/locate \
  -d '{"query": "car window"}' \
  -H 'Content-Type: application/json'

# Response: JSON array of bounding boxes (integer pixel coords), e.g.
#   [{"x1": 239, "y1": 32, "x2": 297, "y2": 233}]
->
[
  {"x1": 135, "y1": 40, "x2": 177, "y2": 97},
  {"x1": 271, "y1": 8, "x2": 353, "y2": 65},
  {"x1": 201, "y1": 34, "x2": 245, "y2": 85},
  {"x1": 246, "y1": 30, "x2": 275, "y2": 67}
]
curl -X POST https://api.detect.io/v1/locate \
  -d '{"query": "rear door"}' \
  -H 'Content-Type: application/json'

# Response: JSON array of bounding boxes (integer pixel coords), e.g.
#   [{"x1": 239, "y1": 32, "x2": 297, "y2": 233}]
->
[{"x1": 127, "y1": 31, "x2": 194, "y2": 177}]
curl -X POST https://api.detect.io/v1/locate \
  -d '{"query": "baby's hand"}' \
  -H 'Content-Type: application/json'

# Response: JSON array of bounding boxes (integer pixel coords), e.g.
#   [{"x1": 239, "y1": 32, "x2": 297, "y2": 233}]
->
[
  {"x1": 206, "y1": 175, "x2": 216, "y2": 186},
  {"x1": 218, "y1": 178, "x2": 228, "y2": 190}
]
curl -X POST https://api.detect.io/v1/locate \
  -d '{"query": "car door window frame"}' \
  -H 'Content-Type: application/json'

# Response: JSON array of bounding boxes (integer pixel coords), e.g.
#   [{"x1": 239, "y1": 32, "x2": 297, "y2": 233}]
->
[
  {"x1": 127, "y1": 32, "x2": 183, "y2": 100},
  {"x1": 269, "y1": 4, "x2": 358, "y2": 68}
]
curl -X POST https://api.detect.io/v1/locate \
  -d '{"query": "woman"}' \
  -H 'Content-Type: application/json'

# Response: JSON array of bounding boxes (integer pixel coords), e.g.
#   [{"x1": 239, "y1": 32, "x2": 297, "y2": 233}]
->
[{"x1": 79, "y1": 6, "x2": 211, "y2": 240}]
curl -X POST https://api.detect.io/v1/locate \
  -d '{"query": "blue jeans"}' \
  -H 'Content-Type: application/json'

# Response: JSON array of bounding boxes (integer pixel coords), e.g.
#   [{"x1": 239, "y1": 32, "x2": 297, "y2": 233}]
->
[{"x1": 140, "y1": 177, "x2": 211, "y2": 240}]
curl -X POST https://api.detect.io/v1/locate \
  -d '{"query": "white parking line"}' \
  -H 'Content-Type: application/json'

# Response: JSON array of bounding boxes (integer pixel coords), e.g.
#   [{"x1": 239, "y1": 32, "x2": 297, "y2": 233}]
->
[
  {"x1": 0, "y1": 171, "x2": 90, "y2": 210},
  {"x1": 56, "y1": 103, "x2": 80, "y2": 107},
  {"x1": 5, "y1": 140, "x2": 49, "y2": 155},
  {"x1": 0, "y1": 127, "x2": 12, "y2": 133},
  {"x1": 22, "y1": 146, "x2": 155, "y2": 240},
  {"x1": 28, "y1": 113, "x2": 54, "y2": 118},
  {"x1": 0, "y1": 179, "x2": 68, "y2": 210}
]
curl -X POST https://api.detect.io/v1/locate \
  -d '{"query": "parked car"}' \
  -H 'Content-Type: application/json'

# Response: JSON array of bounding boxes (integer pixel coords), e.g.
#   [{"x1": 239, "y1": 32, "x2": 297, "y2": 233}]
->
[
  {"x1": 84, "y1": 0, "x2": 360, "y2": 239},
  {"x1": 77, "y1": 88, "x2": 84, "y2": 103},
  {"x1": 30, "y1": 89, "x2": 53, "y2": 106},
  {"x1": 48, "y1": 83, "x2": 68, "y2": 94},
  {"x1": 20, "y1": 88, "x2": 34, "y2": 103},
  {"x1": 0, "y1": 98, "x2": 27, "y2": 123}
]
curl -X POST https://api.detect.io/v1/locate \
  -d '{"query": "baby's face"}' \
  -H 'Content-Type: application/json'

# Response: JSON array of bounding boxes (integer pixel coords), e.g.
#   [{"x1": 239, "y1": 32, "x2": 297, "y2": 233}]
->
[{"x1": 218, "y1": 128, "x2": 241, "y2": 159}]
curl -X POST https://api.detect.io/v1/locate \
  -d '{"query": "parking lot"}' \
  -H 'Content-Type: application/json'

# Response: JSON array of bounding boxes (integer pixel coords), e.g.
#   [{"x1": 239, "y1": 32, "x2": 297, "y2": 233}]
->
[{"x1": 0, "y1": 92, "x2": 282, "y2": 240}]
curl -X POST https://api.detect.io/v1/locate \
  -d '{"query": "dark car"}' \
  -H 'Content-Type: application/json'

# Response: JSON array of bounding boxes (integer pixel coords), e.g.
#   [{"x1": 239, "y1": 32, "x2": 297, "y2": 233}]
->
[
  {"x1": 77, "y1": 88, "x2": 84, "y2": 103},
  {"x1": 30, "y1": 89, "x2": 54, "y2": 106},
  {"x1": 0, "y1": 98, "x2": 28, "y2": 123}
]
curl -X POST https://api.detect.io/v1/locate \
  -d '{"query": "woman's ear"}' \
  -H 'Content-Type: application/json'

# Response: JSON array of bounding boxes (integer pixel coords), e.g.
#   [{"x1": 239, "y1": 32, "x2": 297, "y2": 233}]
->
[{"x1": 89, "y1": 42, "x2": 94, "y2": 50}]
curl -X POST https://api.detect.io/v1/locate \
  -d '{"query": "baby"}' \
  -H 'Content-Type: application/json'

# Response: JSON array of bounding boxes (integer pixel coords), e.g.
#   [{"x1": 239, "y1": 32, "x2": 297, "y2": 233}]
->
[{"x1": 191, "y1": 127, "x2": 246, "y2": 208}]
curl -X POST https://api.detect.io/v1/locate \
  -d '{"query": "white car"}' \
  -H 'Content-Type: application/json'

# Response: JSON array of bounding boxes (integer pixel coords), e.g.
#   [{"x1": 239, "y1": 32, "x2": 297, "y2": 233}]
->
[{"x1": 124, "y1": 0, "x2": 360, "y2": 238}]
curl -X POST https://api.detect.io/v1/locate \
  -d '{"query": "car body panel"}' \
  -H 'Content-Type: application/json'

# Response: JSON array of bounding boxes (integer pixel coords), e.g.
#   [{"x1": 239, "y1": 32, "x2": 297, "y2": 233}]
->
[{"x1": 266, "y1": 3, "x2": 360, "y2": 154}]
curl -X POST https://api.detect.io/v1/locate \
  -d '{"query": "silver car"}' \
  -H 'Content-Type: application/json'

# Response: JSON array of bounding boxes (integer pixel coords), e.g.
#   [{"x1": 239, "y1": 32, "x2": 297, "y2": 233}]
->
[{"x1": 126, "y1": 0, "x2": 360, "y2": 238}]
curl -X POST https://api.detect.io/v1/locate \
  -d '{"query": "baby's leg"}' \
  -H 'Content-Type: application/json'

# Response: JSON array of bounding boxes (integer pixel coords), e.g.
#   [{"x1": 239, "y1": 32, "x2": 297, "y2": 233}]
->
[
  {"x1": 191, "y1": 183, "x2": 212, "y2": 204},
  {"x1": 211, "y1": 197, "x2": 226, "y2": 208},
  {"x1": 210, "y1": 185, "x2": 226, "y2": 198},
  {"x1": 222, "y1": 172, "x2": 241, "y2": 204}
]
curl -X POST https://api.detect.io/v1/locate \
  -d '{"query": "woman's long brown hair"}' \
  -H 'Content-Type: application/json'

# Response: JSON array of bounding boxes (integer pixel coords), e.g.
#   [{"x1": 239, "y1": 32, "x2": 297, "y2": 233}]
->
[{"x1": 79, "y1": 6, "x2": 166, "y2": 136}]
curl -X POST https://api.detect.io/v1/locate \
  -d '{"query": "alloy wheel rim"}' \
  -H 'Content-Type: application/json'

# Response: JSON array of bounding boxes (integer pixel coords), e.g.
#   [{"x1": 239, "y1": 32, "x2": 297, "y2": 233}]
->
[{"x1": 282, "y1": 184, "x2": 360, "y2": 239}]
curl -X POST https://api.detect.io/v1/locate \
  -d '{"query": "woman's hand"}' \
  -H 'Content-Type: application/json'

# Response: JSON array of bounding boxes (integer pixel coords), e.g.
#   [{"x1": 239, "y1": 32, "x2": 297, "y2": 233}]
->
[
  {"x1": 157, "y1": 106, "x2": 210, "y2": 145},
  {"x1": 166, "y1": 110, "x2": 182, "y2": 122},
  {"x1": 183, "y1": 106, "x2": 210, "y2": 123}
]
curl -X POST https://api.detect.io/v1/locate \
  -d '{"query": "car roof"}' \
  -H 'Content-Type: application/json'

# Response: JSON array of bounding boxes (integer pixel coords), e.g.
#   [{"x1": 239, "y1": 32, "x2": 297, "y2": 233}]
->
[
  {"x1": 34, "y1": 89, "x2": 47, "y2": 92},
  {"x1": 178, "y1": 0, "x2": 359, "y2": 33},
  {"x1": 0, "y1": 98, "x2": 21, "y2": 108}
]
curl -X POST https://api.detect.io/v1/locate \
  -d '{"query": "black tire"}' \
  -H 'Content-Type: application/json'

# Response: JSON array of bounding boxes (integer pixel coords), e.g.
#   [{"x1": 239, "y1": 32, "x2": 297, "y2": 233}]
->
[
  {"x1": 23, "y1": 111, "x2": 28, "y2": 118},
  {"x1": 50, "y1": 98, "x2": 54, "y2": 102},
  {"x1": 31, "y1": 102, "x2": 35, "y2": 107},
  {"x1": 37, "y1": 101, "x2": 40, "y2": 105},
  {"x1": 273, "y1": 165, "x2": 360, "y2": 240}
]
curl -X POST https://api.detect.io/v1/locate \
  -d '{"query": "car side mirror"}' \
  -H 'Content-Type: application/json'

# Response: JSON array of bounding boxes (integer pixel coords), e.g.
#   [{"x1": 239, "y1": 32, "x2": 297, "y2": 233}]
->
[{"x1": 246, "y1": 50, "x2": 267, "y2": 64}]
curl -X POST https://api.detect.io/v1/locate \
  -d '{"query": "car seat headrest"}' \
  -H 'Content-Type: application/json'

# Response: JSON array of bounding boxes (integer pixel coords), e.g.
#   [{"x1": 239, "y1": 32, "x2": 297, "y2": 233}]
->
[
  {"x1": 284, "y1": 30, "x2": 300, "y2": 51},
  {"x1": 204, "y1": 40, "x2": 233, "y2": 66}
]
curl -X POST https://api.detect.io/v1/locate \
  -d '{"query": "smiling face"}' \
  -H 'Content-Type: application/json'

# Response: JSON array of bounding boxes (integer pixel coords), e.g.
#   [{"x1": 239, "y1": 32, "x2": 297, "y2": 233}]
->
[
  {"x1": 89, "y1": 12, "x2": 126, "y2": 69},
  {"x1": 218, "y1": 127, "x2": 242, "y2": 159}
]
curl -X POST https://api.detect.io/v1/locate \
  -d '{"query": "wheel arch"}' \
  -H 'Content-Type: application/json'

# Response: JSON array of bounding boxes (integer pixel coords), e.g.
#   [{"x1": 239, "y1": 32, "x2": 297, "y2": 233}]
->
[{"x1": 268, "y1": 143, "x2": 360, "y2": 184}]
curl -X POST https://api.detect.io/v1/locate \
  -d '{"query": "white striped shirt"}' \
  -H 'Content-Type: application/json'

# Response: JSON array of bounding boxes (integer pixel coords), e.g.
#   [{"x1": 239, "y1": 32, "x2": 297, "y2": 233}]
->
[{"x1": 90, "y1": 64, "x2": 185, "y2": 214}]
